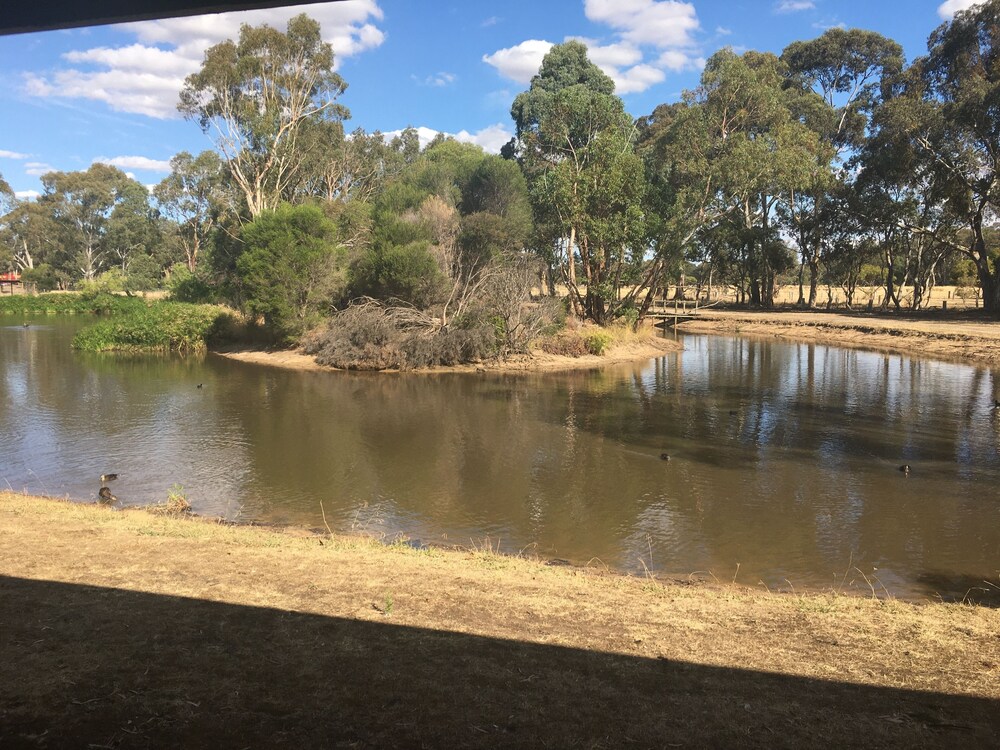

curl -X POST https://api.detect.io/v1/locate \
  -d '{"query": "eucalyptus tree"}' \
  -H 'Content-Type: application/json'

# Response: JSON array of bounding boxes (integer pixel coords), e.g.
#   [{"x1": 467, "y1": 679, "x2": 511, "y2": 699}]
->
[
  {"x1": 885, "y1": 0, "x2": 1000, "y2": 314},
  {"x1": 39, "y1": 164, "x2": 149, "y2": 281},
  {"x1": 780, "y1": 28, "x2": 903, "y2": 306},
  {"x1": 154, "y1": 151, "x2": 227, "y2": 271},
  {"x1": 0, "y1": 200, "x2": 60, "y2": 273},
  {"x1": 179, "y1": 13, "x2": 349, "y2": 219},
  {"x1": 511, "y1": 41, "x2": 647, "y2": 323},
  {"x1": 692, "y1": 50, "x2": 821, "y2": 307},
  {"x1": 0, "y1": 173, "x2": 13, "y2": 216}
]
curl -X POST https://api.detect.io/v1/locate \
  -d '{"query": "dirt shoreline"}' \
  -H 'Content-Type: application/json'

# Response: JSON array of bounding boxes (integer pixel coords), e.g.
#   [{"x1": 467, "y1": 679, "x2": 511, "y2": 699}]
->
[
  {"x1": 676, "y1": 309, "x2": 1000, "y2": 367},
  {"x1": 2, "y1": 492, "x2": 998, "y2": 748},
  {"x1": 212, "y1": 336, "x2": 682, "y2": 374}
]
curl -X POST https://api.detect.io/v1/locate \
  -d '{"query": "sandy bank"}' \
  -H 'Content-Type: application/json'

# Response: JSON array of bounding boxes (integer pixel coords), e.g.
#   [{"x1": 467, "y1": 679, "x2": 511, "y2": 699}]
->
[
  {"x1": 677, "y1": 310, "x2": 1000, "y2": 367},
  {"x1": 212, "y1": 336, "x2": 681, "y2": 374},
  {"x1": 1, "y1": 492, "x2": 998, "y2": 748}
]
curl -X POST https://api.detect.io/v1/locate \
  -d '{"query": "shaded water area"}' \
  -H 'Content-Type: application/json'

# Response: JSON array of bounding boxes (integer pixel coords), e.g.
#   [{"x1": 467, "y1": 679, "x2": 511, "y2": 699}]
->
[{"x1": 2, "y1": 316, "x2": 999, "y2": 601}]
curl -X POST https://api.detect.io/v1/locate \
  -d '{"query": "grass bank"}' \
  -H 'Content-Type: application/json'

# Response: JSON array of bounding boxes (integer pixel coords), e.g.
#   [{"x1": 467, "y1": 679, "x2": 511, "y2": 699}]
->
[
  {"x1": 0, "y1": 291, "x2": 144, "y2": 317},
  {"x1": 71, "y1": 302, "x2": 235, "y2": 353},
  {"x1": 1, "y1": 491, "x2": 998, "y2": 748},
  {"x1": 678, "y1": 309, "x2": 1000, "y2": 367}
]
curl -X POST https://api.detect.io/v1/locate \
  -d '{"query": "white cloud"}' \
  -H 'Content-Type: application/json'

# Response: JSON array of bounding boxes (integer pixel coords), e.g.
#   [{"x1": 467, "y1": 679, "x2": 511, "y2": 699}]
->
[
  {"x1": 481, "y1": 16, "x2": 501, "y2": 27},
  {"x1": 612, "y1": 64, "x2": 667, "y2": 94},
  {"x1": 774, "y1": 1, "x2": 816, "y2": 12},
  {"x1": 386, "y1": 123, "x2": 513, "y2": 154},
  {"x1": 15, "y1": 190, "x2": 40, "y2": 200},
  {"x1": 94, "y1": 155, "x2": 172, "y2": 172},
  {"x1": 569, "y1": 37, "x2": 644, "y2": 69},
  {"x1": 483, "y1": 40, "x2": 553, "y2": 84},
  {"x1": 413, "y1": 72, "x2": 457, "y2": 87},
  {"x1": 937, "y1": 0, "x2": 981, "y2": 18},
  {"x1": 485, "y1": 1, "x2": 703, "y2": 97},
  {"x1": 23, "y1": 1, "x2": 386, "y2": 119},
  {"x1": 656, "y1": 49, "x2": 704, "y2": 72},
  {"x1": 0, "y1": 150, "x2": 30, "y2": 159},
  {"x1": 716, "y1": 27, "x2": 733, "y2": 36},
  {"x1": 24, "y1": 162, "x2": 54, "y2": 176},
  {"x1": 452, "y1": 123, "x2": 514, "y2": 153},
  {"x1": 584, "y1": 0, "x2": 699, "y2": 48}
]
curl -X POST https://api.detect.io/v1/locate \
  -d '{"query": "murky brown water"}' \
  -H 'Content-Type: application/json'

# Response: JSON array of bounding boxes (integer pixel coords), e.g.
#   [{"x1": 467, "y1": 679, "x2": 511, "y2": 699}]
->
[{"x1": 2, "y1": 316, "x2": 999, "y2": 600}]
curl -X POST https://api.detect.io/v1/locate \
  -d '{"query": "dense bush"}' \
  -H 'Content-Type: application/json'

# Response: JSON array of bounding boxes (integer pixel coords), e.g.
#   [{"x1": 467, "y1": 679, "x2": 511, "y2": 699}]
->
[
  {"x1": 167, "y1": 264, "x2": 216, "y2": 303},
  {"x1": 237, "y1": 203, "x2": 345, "y2": 341},
  {"x1": 0, "y1": 291, "x2": 143, "y2": 316},
  {"x1": 72, "y1": 302, "x2": 232, "y2": 353},
  {"x1": 347, "y1": 240, "x2": 444, "y2": 309},
  {"x1": 303, "y1": 302, "x2": 496, "y2": 370}
]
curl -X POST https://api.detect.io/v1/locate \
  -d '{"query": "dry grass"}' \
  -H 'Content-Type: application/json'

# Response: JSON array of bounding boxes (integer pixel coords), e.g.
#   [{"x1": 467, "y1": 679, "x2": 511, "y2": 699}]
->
[
  {"x1": 1, "y1": 491, "x2": 998, "y2": 748},
  {"x1": 679, "y1": 309, "x2": 1000, "y2": 367}
]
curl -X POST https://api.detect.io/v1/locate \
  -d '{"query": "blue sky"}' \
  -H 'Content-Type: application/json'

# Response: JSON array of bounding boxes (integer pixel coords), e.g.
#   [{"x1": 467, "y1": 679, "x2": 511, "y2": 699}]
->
[{"x1": 0, "y1": 0, "x2": 983, "y2": 199}]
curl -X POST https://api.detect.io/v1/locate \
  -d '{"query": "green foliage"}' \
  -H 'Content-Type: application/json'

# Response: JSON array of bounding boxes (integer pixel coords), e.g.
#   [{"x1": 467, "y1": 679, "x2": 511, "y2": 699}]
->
[
  {"x1": 583, "y1": 331, "x2": 612, "y2": 355},
  {"x1": 19, "y1": 264, "x2": 60, "y2": 292},
  {"x1": 72, "y1": 302, "x2": 232, "y2": 353},
  {"x1": 168, "y1": 264, "x2": 216, "y2": 303},
  {"x1": 179, "y1": 13, "x2": 348, "y2": 217},
  {"x1": 0, "y1": 291, "x2": 142, "y2": 316},
  {"x1": 236, "y1": 203, "x2": 344, "y2": 340},
  {"x1": 348, "y1": 240, "x2": 444, "y2": 308},
  {"x1": 78, "y1": 269, "x2": 126, "y2": 295}
]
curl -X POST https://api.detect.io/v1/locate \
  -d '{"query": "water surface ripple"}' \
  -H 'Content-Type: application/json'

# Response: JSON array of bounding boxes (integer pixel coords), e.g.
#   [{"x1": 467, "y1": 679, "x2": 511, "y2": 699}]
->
[{"x1": 2, "y1": 318, "x2": 998, "y2": 601}]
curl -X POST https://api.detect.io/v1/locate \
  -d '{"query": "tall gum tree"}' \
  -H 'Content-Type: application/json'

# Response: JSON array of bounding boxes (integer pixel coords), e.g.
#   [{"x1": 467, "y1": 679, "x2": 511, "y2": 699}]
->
[
  {"x1": 39, "y1": 164, "x2": 148, "y2": 281},
  {"x1": 511, "y1": 41, "x2": 646, "y2": 323},
  {"x1": 781, "y1": 28, "x2": 903, "y2": 307},
  {"x1": 687, "y1": 50, "x2": 822, "y2": 307},
  {"x1": 887, "y1": 0, "x2": 1000, "y2": 314},
  {"x1": 179, "y1": 13, "x2": 348, "y2": 220},
  {"x1": 154, "y1": 151, "x2": 227, "y2": 272}
]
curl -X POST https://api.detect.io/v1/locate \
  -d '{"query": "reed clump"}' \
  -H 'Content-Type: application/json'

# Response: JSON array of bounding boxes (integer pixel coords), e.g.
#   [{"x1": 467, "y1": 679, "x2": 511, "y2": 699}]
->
[{"x1": 72, "y1": 302, "x2": 233, "y2": 353}]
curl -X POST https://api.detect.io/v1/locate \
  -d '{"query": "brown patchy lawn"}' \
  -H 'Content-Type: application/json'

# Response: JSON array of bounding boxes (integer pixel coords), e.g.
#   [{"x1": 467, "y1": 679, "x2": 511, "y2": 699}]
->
[{"x1": 1, "y1": 492, "x2": 998, "y2": 748}]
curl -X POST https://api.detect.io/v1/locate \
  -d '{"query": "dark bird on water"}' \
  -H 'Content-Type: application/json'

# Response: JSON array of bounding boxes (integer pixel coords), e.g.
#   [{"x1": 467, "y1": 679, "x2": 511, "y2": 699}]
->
[
  {"x1": 660, "y1": 453, "x2": 671, "y2": 461},
  {"x1": 899, "y1": 464, "x2": 911, "y2": 475},
  {"x1": 98, "y1": 486, "x2": 117, "y2": 504},
  {"x1": 100, "y1": 473, "x2": 118, "y2": 483},
  {"x1": 197, "y1": 383, "x2": 203, "y2": 389}
]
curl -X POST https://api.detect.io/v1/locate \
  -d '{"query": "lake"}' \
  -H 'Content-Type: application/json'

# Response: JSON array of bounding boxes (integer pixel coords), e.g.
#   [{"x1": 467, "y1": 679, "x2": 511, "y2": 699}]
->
[{"x1": 2, "y1": 316, "x2": 998, "y2": 601}]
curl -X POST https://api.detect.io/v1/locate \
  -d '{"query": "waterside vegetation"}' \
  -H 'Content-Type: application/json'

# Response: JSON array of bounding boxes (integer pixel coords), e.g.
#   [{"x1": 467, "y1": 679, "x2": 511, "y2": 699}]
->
[{"x1": 3, "y1": 3, "x2": 1000, "y2": 369}]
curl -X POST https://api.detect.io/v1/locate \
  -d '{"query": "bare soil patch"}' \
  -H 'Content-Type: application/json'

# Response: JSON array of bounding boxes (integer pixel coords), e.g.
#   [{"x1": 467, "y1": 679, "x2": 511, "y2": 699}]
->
[
  {"x1": 677, "y1": 309, "x2": 1000, "y2": 367},
  {"x1": 2, "y1": 493, "x2": 998, "y2": 748}
]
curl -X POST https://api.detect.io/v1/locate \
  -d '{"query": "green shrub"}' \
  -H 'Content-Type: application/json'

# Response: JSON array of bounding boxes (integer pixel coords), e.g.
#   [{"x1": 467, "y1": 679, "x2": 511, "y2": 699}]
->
[
  {"x1": 72, "y1": 302, "x2": 232, "y2": 353},
  {"x1": 237, "y1": 203, "x2": 345, "y2": 342},
  {"x1": 168, "y1": 264, "x2": 216, "y2": 303},
  {"x1": 20, "y1": 264, "x2": 60, "y2": 292},
  {"x1": 0, "y1": 291, "x2": 142, "y2": 317},
  {"x1": 584, "y1": 331, "x2": 613, "y2": 355}
]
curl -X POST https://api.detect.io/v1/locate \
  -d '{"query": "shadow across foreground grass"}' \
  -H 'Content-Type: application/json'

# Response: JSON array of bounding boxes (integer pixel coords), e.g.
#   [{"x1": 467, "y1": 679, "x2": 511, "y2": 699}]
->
[{"x1": 1, "y1": 574, "x2": 998, "y2": 749}]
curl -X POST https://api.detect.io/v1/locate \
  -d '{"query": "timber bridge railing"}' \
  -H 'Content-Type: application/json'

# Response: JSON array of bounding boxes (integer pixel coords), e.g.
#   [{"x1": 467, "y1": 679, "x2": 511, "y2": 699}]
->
[{"x1": 646, "y1": 298, "x2": 720, "y2": 326}]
